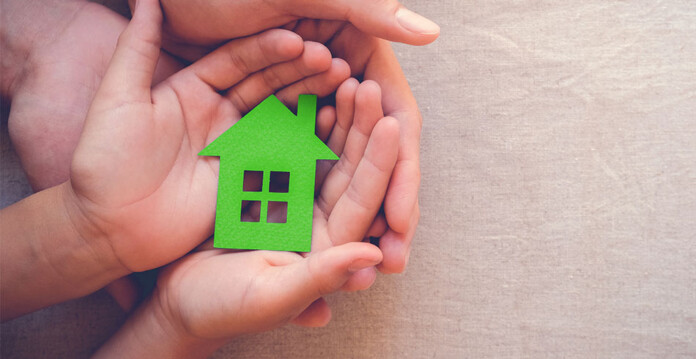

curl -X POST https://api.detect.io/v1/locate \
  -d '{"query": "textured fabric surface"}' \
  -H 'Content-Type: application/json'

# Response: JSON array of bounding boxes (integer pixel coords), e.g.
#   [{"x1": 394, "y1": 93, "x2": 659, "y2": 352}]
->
[{"x1": 2, "y1": 1, "x2": 695, "y2": 358}]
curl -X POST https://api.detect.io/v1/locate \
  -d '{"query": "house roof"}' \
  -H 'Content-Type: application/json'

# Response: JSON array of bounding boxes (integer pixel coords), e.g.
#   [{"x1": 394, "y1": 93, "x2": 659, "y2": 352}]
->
[{"x1": 199, "y1": 95, "x2": 338, "y2": 162}]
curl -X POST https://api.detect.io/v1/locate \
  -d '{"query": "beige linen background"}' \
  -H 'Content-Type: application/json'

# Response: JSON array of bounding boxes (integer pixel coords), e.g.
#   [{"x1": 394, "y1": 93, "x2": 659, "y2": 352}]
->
[{"x1": 2, "y1": 0, "x2": 695, "y2": 357}]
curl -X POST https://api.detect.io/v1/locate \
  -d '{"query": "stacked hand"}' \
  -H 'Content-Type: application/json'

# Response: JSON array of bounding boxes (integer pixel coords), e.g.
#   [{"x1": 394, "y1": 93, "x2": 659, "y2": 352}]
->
[
  {"x1": 68, "y1": 3, "x2": 353, "y2": 272},
  {"x1": 1, "y1": 0, "x2": 438, "y2": 351},
  {"x1": 137, "y1": 0, "x2": 438, "y2": 273},
  {"x1": 86, "y1": 1, "x2": 400, "y2": 356},
  {"x1": 4, "y1": 0, "x2": 181, "y2": 190}
]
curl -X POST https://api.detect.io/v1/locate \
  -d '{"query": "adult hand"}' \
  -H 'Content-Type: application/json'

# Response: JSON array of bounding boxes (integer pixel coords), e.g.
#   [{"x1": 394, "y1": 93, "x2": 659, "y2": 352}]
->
[
  {"x1": 148, "y1": 0, "x2": 437, "y2": 274},
  {"x1": 67, "y1": 0, "x2": 351, "y2": 274},
  {"x1": 148, "y1": 0, "x2": 439, "y2": 57},
  {"x1": 292, "y1": 21, "x2": 422, "y2": 274},
  {"x1": 2, "y1": 0, "x2": 181, "y2": 191},
  {"x1": 93, "y1": 76, "x2": 401, "y2": 359},
  {"x1": 1, "y1": 0, "x2": 184, "y2": 312}
]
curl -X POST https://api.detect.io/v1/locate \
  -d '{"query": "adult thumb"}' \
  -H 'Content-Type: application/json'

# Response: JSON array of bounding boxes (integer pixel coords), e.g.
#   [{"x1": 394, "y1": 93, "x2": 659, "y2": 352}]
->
[
  {"x1": 291, "y1": 0, "x2": 440, "y2": 46},
  {"x1": 98, "y1": 0, "x2": 162, "y2": 103}
]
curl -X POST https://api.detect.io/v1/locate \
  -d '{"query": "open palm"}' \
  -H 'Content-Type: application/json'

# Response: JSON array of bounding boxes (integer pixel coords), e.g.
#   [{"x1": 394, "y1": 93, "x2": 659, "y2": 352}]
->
[
  {"x1": 146, "y1": 0, "x2": 431, "y2": 273},
  {"x1": 68, "y1": 0, "x2": 351, "y2": 272},
  {"x1": 146, "y1": 80, "x2": 400, "y2": 341},
  {"x1": 287, "y1": 20, "x2": 423, "y2": 274}
]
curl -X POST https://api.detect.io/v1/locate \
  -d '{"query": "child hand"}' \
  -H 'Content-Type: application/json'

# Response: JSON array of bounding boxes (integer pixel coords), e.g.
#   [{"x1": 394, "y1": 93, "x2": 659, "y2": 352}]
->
[
  {"x1": 94, "y1": 79, "x2": 400, "y2": 358},
  {"x1": 165, "y1": 79, "x2": 399, "y2": 335},
  {"x1": 67, "y1": 0, "x2": 350, "y2": 273},
  {"x1": 149, "y1": 0, "x2": 434, "y2": 274}
]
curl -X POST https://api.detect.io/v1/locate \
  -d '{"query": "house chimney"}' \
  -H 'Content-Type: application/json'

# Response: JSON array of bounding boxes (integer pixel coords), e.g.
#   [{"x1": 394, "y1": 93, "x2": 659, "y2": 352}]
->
[{"x1": 296, "y1": 94, "x2": 317, "y2": 132}]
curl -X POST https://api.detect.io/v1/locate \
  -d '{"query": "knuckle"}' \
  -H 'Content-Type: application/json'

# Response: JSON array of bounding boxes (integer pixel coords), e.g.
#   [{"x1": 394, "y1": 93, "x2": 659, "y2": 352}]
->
[{"x1": 226, "y1": 49, "x2": 252, "y2": 76}]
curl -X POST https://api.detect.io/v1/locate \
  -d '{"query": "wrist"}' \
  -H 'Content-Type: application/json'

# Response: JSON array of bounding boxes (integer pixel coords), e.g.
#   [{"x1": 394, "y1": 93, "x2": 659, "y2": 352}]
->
[
  {"x1": 0, "y1": 182, "x2": 130, "y2": 319},
  {"x1": 94, "y1": 288, "x2": 225, "y2": 359},
  {"x1": 58, "y1": 181, "x2": 132, "y2": 281}
]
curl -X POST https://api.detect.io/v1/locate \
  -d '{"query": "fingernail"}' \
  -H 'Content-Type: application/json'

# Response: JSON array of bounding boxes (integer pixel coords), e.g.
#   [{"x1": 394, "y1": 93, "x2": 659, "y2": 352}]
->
[
  {"x1": 349, "y1": 258, "x2": 378, "y2": 272},
  {"x1": 396, "y1": 8, "x2": 440, "y2": 35}
]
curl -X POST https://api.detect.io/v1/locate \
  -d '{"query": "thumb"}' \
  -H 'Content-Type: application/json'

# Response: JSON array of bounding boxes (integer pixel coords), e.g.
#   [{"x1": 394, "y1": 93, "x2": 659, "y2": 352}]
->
[
  {"x1": 271, "y1": 242, "x2": 382, "y2": 317},
  {"x1": 288, "y1": 0, "x2": 439, "y2": 45},
  {"x1": 98, "y1": 0, "x2": 162, "y2": 103}
]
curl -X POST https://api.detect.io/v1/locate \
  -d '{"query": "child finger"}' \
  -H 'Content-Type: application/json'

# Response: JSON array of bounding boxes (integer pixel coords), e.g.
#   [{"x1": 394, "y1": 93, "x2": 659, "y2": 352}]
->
[
  {"x1": 274, "y1": 58, "x2": 351, "y2": 107},
  {"x1": 104, "y1": 277, "x2": 139, "y2": 312},
  {"x1": 342, "y1": 81, "x2": 385, "y2": 164},
  {"x1": 327, "y1": 117, "x2": 399, "y2": 246},
  {"x1": 315, "y1": 106, "x2": 338, "y2": 188},
  {"x1": 317, "y1": 105, "x2": 336, "y2": 143},
  {"x1": 98, "y1": 0, "x2": 162, "y2": 104},
  {"x1": 377, "y1": 204, "x2": 419, "y2": 274},
  {"x1": 290, "y1": 298, "x2": 332, "y2": 327},
  {"x1": 326, "y1": 78, "x2": 359, "y2": 156},
  {"x1": 365, "y1": 212, "x2": 388, "y2": 239},
  {"x1": 340, "y1": 266, "x2": 378, "y2": 292},
  {"x1": 224, "y1": 41, "x2": 332, "y2": 113},
  {"x1": 183, "y1": 29, "x2": 304, "y2": 91},
  {"x1": 317, "y1": 81, "x2": 384, "y2": 216}
]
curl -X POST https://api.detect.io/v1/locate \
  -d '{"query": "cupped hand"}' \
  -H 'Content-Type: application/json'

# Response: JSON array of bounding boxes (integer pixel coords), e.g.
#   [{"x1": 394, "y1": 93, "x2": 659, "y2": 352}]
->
[
  {"x1": 292, "y1": 21, "x2": 423, "y2": 274},
  {"x1": 67, "y1": 0, "x2": 351, "y2": 273},
  {"x1": 145, "y1": 0, "x2": 438, "y2": 57},
  {"x1": 148, "y1": 80, "x2": 400, "y2": 340},
  {"x1": 146, "y1": 0, "x2": 436, "y2": 274}
]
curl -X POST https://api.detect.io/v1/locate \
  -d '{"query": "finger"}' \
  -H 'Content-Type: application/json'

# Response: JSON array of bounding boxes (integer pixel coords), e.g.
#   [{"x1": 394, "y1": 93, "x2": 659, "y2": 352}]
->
[
  {"x1": 277, "y1": 0, "x2": 440, "y2": 45},
  {"x1": 275, "y1": 58, "x2": 351, "y2": 107},
  {"x1": 315, "y1": 106, "x2": 337, "y2": 188},
  {"x1": 317, "y1": 105, "x2": 336, "y2": 143},
  {"x1": 384, "y1": 154, "x2": 420, "y2": 233},
  {"x1": 364, "y1": 41, "x2": 421, "y2": 234},
  {"x1": 225, "y1": 41, "x2": 332, "y2": 112},
  {"x1": 327, "y1": 117, "x2": 399, "y2": 245},
  {"x1": 103, "y1": 277, "x2": 139, "y2": 312},
  {"x1": 326, "y1": 78, "x2": 359, "y2": 156},
  {"x1": 340, "y1": 266, "x2": 378, "y2": 292},
  {"x1": 269, "y1": 242, "x2": 382, "y2": 315},
  {"x1": 365, "y1": 212, "x2": 388, "y2": 239},
  {"x1": 241, "y1": 200, "x2": 262, "y2": 222},
  {"x1": 291, "y1": 298, "x2": 332, "y2": 327},
  {"x1": 183, "y1": 29, "x2": 304, "y2": 91},
  {"x1": 194, "y1": 238, "x2": 216, "y2": 252},
  {"x1": 318, "y1": 80, "x2": 383, "y2": 215},
  {"x1": 98, "y1": 0, "x2": 162, "y2": 103},
  {"x1": 377, "y1": 203, "x2": 419, "y2": 274}
]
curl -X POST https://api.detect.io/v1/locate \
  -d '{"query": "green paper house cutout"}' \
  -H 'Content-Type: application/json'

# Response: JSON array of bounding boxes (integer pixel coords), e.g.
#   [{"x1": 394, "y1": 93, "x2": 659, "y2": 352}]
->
[{"x1": 199, "y1": 94, "x2": 338, "y2": 252}]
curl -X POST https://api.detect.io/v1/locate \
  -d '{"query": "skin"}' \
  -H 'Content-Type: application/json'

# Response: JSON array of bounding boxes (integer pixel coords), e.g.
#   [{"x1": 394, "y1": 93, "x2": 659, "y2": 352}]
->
[
  {"x1": 133, "y1": 0, "x2": 435, "y2": 274},
  {"x1": 1, "y1": 0, "x2": 366, "y2": 313},
  {"x1": 94, "y1": 80, "x2": 400, "y2": 357},
  {"x1": 1, "y1": 0, "x2": 185, "y2": 309},
  {"x1": 89, "y1": 7, "x2": 401, "y2": 354},
  {"x1": 1, "y1": 0, "x2": 435, "y2": 315},
  {"x1": 0, "y1": 1, "x2": 356, "y2": 319},
  {"x1": 3, "y1": 5, "x2": 401, "y2": 354},
  {"x1": 1, "y1": 0, "x2": 181, "y2": 190}
]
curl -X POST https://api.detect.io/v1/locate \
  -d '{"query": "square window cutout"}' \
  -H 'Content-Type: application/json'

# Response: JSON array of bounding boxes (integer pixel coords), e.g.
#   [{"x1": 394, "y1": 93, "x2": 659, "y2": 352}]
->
[
  {"x1": 267, "y1": 201, "x2": 288, "y2": 223},
  {"x1": 241, "y1": 200, "x2": 261, "y2": 222},
  {"x1": 269, "y1": 171, "x2": 290, "y2": 193},
  {"x1": 243, "y1": 171, "x2": 263, "y2": 192}
]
